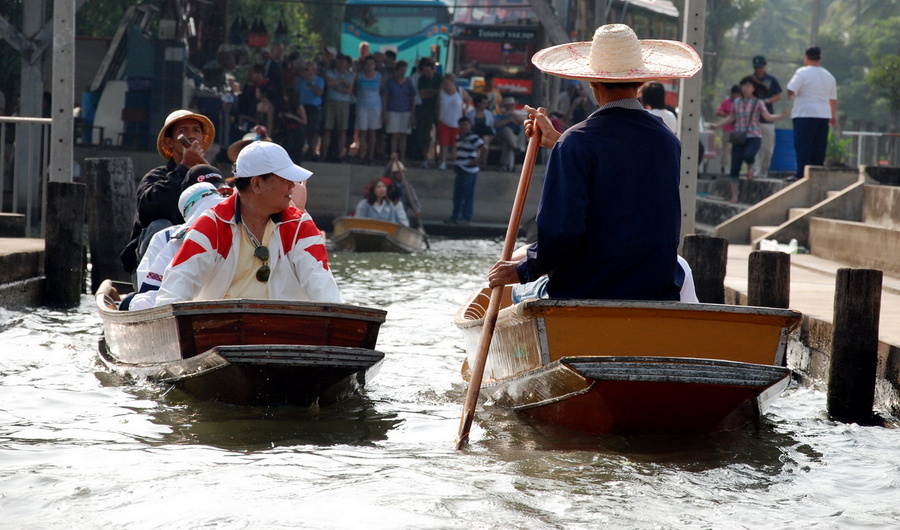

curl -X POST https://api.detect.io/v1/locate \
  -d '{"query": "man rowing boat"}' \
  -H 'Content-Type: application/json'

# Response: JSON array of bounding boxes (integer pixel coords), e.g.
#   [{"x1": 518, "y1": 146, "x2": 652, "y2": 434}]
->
[{"x1": 488, "y1": 24, "x2": 702, "y2": 302}]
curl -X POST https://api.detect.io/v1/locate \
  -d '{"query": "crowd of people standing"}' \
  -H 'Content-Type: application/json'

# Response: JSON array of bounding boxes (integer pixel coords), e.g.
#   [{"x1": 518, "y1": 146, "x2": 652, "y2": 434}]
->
[{"x1": 212, "y1": 40, "x2": 602, "y2": 175}]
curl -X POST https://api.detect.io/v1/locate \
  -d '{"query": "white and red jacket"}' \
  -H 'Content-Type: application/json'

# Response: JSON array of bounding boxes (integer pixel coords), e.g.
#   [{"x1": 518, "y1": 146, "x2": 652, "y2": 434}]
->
[{"x1": 156, "y1": 194, "x2": 341, "y2": 305}]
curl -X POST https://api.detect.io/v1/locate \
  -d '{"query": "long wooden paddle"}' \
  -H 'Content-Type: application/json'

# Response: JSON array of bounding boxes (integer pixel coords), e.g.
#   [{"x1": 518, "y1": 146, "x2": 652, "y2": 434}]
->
[
  {"x1": 399, "y1": 172, "x2": 430, "y2": 250},
  {"x1": 455, "y1": 123, "x2": 543, "y2": 449}
]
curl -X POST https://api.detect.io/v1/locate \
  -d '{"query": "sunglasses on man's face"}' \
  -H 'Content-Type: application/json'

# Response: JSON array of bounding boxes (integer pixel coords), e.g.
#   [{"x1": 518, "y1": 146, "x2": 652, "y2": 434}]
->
[
  {"x1": 217, "y1": 186, "x2": 234, "y2": 197},
  {"x1": 254, "y1": 245, "x2": 270, "y2": 282}
]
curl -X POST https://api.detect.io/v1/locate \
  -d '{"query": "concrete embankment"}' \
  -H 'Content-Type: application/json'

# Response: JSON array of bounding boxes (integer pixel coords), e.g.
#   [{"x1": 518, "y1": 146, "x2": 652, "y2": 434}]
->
[{"x1": 0, "y1": 238, "x2": 44, "y2": 310}]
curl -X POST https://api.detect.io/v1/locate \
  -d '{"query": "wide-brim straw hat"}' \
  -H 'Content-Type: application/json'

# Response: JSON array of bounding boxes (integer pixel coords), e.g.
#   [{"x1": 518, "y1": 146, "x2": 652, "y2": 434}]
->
[
  {"x1": 156, "y1": 109, "x2": 215, "y2": 160},
  {"x1": 531, "y1": 24, "x2": 701, "y2": 82}
]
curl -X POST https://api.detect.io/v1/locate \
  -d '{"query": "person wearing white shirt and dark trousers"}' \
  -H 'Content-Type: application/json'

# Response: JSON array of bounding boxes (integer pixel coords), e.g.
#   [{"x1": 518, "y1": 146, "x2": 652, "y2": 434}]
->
[{"x1": 786, "y1": 46, "x2": 837, "y2": 182}]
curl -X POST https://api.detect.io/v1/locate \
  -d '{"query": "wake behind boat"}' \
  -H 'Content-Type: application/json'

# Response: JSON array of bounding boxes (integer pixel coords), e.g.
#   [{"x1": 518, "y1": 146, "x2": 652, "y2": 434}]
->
[
  {"x1": 454, "y1": 287, "x2": 802, "y2": 435},
  {"x1": 331, "y1": 216, "x2": 426, "y2": 253},
  {"x1": 96, "y1": 280, "x2": 387, "y2": 406}
]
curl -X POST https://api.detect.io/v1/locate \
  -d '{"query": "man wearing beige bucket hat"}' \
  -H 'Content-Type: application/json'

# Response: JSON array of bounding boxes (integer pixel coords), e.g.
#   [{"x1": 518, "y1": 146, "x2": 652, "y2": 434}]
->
[
  {"x1": 488, "y1": 24, "x2": 701, "y2": 302},
  {"x1": 120, "y1": 109, "x2": 216, "y2": 287}
]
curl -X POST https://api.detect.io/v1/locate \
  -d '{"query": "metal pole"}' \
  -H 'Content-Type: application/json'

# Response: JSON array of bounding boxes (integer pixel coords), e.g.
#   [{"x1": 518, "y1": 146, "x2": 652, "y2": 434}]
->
[
  {"x1": 50, "y1": 0, "x2": 75, "y2": 185},
  {"x1": 0, "y1": 123, "x2": 5, "y2": 212},
  {"x1": 678, "y1": 0, "x2": 706, "y2": 241}
]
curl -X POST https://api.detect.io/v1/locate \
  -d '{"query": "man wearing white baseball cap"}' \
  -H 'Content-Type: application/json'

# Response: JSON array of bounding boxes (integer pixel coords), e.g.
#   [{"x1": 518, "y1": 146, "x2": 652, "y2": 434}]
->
[
  {"x1": 488, "y1": 24, "x2": 702, "y2": 302},
  {"x1": 157, "y1": 141, "x2": 340, "y2": 305}
]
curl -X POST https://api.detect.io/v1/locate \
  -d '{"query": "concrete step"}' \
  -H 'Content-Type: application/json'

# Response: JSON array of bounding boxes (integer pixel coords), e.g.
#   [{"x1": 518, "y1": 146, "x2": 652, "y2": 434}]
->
[
  {"x1": 750, "y1": 226, "x2": 779, "y2": 241},
  {"x1": 0, "y1": 213, "x2": 26, "y2": 238},
  {"x1": 788, "y1": 207, "x2": 810, "y2": 220},
  {"x1": 0, "y1": 238, "x2": 45, "y2": 309},
  {"x1": 809, "y1": 217, "x2": 900, "y2": 277},
  {"x1": 695, "y1": 196, "x2": 749, "y2": 227},
  {"x1": 862, "y1": 184, "x2": 900, "y2": 229},
  {"x1": 0, "y1": 238, "x2": 44, "y2": 284},
  {"x1": 693, "y1": 222, "x2": 717, "y2": 236}
]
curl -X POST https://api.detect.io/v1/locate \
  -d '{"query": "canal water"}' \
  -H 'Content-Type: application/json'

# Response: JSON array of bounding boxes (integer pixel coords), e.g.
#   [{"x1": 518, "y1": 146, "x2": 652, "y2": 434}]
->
[{"x1": 1, "y1": 237, "x2": 899, "y2": 529}]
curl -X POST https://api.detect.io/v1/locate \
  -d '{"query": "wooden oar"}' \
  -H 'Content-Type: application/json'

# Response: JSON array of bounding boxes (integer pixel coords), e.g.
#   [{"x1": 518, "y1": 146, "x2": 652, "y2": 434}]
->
[
  {"x1": 455, "y1": 124, "x2": 543, "y2": 449},
  {"x1": 398, "y1": 169, "x2": 430, "y2": 249}
]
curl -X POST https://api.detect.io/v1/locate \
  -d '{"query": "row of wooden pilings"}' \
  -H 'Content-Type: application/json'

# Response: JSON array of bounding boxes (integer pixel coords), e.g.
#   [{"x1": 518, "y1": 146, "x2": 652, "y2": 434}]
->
[
  {"x1": 41, "y1": 163, "x2": 885, "y2": 426},
  {"x1": 683, "y1": 234, "x2": 883, "y2": 426}
]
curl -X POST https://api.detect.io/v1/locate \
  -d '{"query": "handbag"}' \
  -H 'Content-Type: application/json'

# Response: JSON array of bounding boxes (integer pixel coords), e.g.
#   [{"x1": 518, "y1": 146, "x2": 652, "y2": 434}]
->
[
  {"x1": 729, "y1": 130, "x2": 748, "y2": 145},
  {"x1": 728, "y1": 98, "x2": 759, "y2": 146}
]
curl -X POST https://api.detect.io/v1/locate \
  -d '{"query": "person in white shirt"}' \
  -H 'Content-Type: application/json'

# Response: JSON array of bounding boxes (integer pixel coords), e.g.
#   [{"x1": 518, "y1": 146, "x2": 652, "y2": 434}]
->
[
  {"x1": 641, "y1": 82, "x2": 677, "y2": 133},
  {"x1": 786, "y1": 46, "x2": 837, "y2": 181}
]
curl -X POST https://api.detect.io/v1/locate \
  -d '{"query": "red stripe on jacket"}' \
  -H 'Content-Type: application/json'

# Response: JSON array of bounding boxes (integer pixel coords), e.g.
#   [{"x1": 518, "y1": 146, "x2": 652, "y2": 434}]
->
[
  {"x1": 169, "y1": 213, "x2": 234, "y2": 267},
  {"x1": 278, "y1": 215, "x2": 330, "y2": 271}
]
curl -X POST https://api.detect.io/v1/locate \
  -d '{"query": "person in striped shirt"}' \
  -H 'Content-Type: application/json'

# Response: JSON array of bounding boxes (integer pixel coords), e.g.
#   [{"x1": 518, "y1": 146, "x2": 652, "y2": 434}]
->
[{"x1": 445, "y1": 117, "x2": 485, "y2": 225}]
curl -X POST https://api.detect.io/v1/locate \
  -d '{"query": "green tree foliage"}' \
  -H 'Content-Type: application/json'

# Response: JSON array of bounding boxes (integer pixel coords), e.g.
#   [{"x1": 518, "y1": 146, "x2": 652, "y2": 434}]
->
[
  {"x1": 860, "y1": 17, "x2": 900, "y2": 128},
  {"x1": 696, "y1": 0, "x2": 763, "y2": 117},
  {"x1": 226, "y1": 0, "x2": 322, "y2": 58},
  {"x1": 301, "y1": 0, "x2": 345, "y2": 50},
  {"x1": 695, "y1": 0, "x2": 897, "y2": 130},
  {"x1": 76, "y1": 0, "x2": 139, "y2": 38}
]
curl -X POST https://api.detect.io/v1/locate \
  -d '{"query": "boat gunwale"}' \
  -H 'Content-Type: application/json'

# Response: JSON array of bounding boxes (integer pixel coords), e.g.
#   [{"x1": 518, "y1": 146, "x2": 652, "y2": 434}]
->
[
  {"x1": 454, "y1": 290, "x2": 802, "y2": 330},
  {"x1": 95, "y1": 291, "x2": 387, "y2": 325},
  {"x1": 331, "y1": 215, "x2": 426, "y2": 253}
]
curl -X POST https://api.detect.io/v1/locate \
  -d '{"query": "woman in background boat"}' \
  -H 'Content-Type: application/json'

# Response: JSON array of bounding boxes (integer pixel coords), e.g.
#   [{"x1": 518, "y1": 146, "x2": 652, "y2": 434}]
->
[
  {"x1": 355, "y1": 178, "x2": 410, "y2": 227},
  {"x1": 156, "y1": 142, "x2": 340, "y2": 305},
  {"x1": 383, "y1": 158, "x2": 421, "y2": 228}
]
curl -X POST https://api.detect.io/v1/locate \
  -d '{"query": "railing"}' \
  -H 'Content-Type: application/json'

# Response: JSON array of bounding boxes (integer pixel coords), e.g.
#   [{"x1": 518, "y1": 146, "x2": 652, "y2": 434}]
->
[
  {"x1": 1, "y1": 116, "x2": 52, "y2": 237},
  {"x1": 842, "y1": 130, "x2": 899, "y2": 168}
]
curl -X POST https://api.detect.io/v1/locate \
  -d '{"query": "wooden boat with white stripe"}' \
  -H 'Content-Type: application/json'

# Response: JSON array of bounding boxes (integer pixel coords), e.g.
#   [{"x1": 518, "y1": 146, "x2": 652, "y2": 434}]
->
[
  {"x1": 96, "y1": 280, "x2": 387, "y2": 406},
  {"x1": 331, "y1": 216, "x2": 426, "y2": 253},
  {"x1": 454, "y1": 287, "x2": 802, "y2": 435}
]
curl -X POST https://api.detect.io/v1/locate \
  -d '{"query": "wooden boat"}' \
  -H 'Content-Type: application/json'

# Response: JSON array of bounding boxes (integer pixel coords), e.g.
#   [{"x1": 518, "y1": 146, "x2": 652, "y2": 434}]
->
[
  {"x1": 454, "y1": 287, "x2": 803, "y2": 435},
  {"x1": 96, "y1": 280, "x2": 387, "y2": 406},
  {"x1": 331, "y1": 216, "x2": 426, "y2": 253}
]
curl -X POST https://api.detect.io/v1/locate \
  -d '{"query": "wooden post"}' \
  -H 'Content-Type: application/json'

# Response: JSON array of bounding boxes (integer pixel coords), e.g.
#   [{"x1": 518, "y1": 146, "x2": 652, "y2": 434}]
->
[
  {"x1": 827, "y1": 268, "x2": 881, "y2": 424},
  {"x1": 748, "y1": 250, "x2": 790, "y2": 308},
  {"x1": 43, "y1": 182, "x2": 86, "y2": 308},
  {"x1": 682, "y1": 234, "x2": 727, "y2": 304},
  {"x1": 84, "y1": 158, "x2": 136, "y2": 293}
]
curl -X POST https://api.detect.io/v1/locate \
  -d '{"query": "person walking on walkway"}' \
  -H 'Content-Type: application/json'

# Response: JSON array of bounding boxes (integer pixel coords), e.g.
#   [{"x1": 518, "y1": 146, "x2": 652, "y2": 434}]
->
[
  {"x1": 750, "y1": 55, "x2": 783, "y2": 178},
  {"x1": 715, "y1": 85, "x2": 740, "y2": 174},
  {"x1": 710, "y1": 76, "x2": 787, "y2": 202},
  {"x1": 787, "y1": 46, "x2": 837, "y2": 181}
]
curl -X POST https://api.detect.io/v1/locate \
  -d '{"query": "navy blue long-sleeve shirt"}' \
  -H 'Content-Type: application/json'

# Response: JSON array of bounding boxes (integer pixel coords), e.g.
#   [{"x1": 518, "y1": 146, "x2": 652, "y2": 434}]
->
[{"x1": 517, "y1": 100, "x2": 684, "y2": 300}]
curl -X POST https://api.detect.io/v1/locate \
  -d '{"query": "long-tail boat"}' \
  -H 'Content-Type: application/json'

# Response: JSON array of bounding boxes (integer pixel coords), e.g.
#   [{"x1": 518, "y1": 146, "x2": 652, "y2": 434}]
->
[
  {"x1": 454, "y1": 287, "x2": 802, "y2": 435},
  {"x1": 95, "y1": 280, "x2": 387, "y2": 406},
  {"x1": 331, "y1": 216, "x2": 426, "y2": 253}
]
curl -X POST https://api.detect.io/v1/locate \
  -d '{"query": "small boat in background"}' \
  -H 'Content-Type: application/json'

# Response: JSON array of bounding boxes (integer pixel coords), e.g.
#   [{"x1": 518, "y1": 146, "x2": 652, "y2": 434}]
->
[
  {"x1": 95, "y1": 280, "x2": 387, "y2": 406},
  {"x1": 454, "y1": 287, "x2": 802, "y2": 435},
  {"x1": 331, "y1": 216, "x2": 426, "y2": 253}
]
